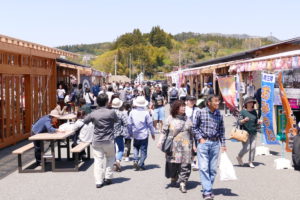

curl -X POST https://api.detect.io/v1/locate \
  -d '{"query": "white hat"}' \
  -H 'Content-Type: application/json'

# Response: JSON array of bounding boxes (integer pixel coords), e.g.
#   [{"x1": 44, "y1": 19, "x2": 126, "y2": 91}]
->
[
  {"x1": 112, "y1": 98, "x2": 123, "y2": 108},
  {"x1": 49, "y1": 109, "x2": 60, "y2": 118},
  {"x1": 133, "y1": 96, "x2": 149, "y2": 107}
]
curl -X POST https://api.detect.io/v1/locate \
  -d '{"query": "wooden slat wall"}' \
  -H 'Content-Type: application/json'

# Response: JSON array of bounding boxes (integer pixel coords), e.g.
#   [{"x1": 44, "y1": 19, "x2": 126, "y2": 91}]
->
[{"x1": 0, "y1": 50, "x2": 56, "y2": 149}]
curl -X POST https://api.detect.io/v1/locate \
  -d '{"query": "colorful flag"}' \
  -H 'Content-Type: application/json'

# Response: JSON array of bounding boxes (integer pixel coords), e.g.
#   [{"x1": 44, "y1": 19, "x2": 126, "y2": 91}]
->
[
  {"x1": 278, "y1": 72, "x2": 297, "y2": 152},
  {"x1": 261, "y1": 73, "x2": 279, "y2": 145},
  {"x1": 218, "y1": 76, "x2": 238, "y2": 115}
]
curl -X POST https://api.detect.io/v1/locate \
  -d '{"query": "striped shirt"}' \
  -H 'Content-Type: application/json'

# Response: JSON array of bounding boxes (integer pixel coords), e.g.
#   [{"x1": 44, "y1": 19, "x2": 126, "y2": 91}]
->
[{"x1": 192, "y1": 107, "x2": 225, "y2": 147}]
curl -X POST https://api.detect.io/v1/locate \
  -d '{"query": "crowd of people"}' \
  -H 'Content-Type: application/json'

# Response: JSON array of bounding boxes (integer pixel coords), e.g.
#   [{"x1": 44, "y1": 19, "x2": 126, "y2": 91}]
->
[{"x1": 31, "y1": 80, "x2": 263, "y2": 200}]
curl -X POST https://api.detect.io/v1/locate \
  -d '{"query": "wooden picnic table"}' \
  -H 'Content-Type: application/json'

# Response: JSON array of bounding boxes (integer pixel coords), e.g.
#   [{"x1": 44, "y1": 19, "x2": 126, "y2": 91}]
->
[
  {"x1": 57, "y1": 113, "x2": 77, "y2": 120},
  {"x1": 29, "y1": 130, "x2": 75, "y2": 172}
]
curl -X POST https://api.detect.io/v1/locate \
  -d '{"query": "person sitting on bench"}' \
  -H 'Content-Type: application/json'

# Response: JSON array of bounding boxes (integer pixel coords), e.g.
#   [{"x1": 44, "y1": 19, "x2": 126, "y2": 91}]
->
[{"x1": 31, "y1": 110, "x2": 61, "y2": 166}]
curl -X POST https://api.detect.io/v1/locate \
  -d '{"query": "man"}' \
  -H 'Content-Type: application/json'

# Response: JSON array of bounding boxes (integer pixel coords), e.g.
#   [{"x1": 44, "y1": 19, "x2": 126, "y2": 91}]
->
[
  {"x1": 193, "y1": 95, "x2": 226, "y2": 200},
  {"x1": 31, "y1": 110, "x2": 61, "y2": 166},
  {"x1": 83, "y1": 93, "x2": 118, "y2": 188},
  {"x1": 208, "y1": 83, "x2": 214, "y2": 95},
  {"x1": 128, "y1": 96, "x2": 156, "y2": 171},
  {"x1": 151, "y1": 85, "x2": 165, "y2": 131},
  {"x1": 201, "y1": 83, "x2": 210, "y2": 97},
  {"x1": 144, "y1": 81, "x2": 152, "y2": 103},
  {"x1": 168, "y1": 83, "x2": 179, "y2": 105},
  {"x1": 162, "y1": 82, "x2": 169, "y2": 104},
  {"x1": 185, "y1": 96, "x2": 200, "y2": 171}
]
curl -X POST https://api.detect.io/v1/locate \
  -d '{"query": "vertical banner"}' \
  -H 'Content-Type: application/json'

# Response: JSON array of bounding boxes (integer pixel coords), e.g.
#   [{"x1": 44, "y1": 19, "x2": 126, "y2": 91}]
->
[
  {"x1": 218, "y1": 76, "x2": 238, "y2": 114},
  {"x1": 261, "y1": 73, "x2": 279, "y2": 145},
  {"x1": 278, "y1": 72, "x2": 297, "y2": 152}
]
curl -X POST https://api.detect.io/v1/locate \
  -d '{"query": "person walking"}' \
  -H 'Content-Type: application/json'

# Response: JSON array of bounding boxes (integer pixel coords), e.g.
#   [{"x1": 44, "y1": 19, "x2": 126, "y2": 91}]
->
[
  {"x1": 168, "y1": 83, "x2": 179, "y2": 105},
  {"x1": 123, "y1": 102, "x2": 132, "y2": 162},
  {"x1": 83, "y1": 93, "x2": 118, "y2": 188},
  {"x1": 128, "y1": 96, "x2": 156, "y2": 171},
  {"x1": 185, "y1": 96, "x2": 200, "y2": 171},
  {"x1": 57, "y1": 84, "x2": 66, "y2": 102},
  {"x1": 193, "y1": 95, "x2": 226, "y2": 200},
  {"x1": 178, "y1": 83, "x2": 187, "y2": 101},
  {"x1": 151, "y1": 85, "x2": 165, "y2": 131},
  {"x1": 163, "y1": 100, "x2": 193, "y2": 193},
  {"x1": 111, "y1": 98, "x2": 128, "y2": 172},
  {"x1": 84, "y1": 87, "x2": 95, "y2": 107},
  {"x1": 236, "y1": 96, "x2": 261, "y2": 168}
]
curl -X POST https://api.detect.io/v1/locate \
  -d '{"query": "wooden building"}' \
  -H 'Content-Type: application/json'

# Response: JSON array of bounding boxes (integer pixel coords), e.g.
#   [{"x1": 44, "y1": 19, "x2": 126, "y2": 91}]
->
[{"x1": 0, "y1": 34, "x2": 76, "y2": 149}]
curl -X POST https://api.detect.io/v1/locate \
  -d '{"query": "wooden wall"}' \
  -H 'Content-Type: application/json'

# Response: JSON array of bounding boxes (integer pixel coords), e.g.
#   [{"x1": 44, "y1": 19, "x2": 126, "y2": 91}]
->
[{"x1": 0, "y1": 50, "x2": 56, "y2": 149}]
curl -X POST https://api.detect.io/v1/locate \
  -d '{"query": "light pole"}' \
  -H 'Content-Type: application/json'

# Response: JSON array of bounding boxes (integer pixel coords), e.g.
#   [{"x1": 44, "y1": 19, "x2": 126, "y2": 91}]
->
[{"x1": 114, "y1": 55, "x2": 117, "y2": 76}]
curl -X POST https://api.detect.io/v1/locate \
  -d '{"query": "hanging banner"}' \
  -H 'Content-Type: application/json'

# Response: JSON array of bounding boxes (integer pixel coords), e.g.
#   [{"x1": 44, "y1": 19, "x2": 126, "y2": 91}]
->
[
  {"x1": 278, "y1": 72, "x2": 297, "y2": 152},
  {"x1": 217, "y1": 76, "x2": 238, "y2": 115},
  {"x1": 261, "y1": 73, "x2": 279, "y2": 145}
]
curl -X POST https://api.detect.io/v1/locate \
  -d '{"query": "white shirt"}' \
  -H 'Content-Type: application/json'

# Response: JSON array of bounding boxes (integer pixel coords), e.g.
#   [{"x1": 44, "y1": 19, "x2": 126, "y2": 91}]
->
[
  {"x1": 84, "y1": 92, "x2": 94, "y2": 104},
  {"x1": 57, "y1": 89, "x2": 66, "y2": 98},
  {"x1": 178, "y1": 87, "x2": 187, "y2": 98}
]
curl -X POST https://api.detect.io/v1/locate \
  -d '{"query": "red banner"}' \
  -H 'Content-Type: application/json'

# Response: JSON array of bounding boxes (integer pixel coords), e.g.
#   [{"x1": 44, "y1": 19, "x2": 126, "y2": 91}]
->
[
  {"x1": 278, "y1": 72, "x2": 297, "y2": 152},
  {"x1": 218, "y1": 76, "x2": 238, "y2": 114}
]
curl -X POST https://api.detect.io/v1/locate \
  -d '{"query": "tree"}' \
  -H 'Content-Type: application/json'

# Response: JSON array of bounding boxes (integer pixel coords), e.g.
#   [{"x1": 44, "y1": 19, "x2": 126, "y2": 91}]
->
[{"x1": 149, "y1": 26, "x2": 173, "y2": 49}]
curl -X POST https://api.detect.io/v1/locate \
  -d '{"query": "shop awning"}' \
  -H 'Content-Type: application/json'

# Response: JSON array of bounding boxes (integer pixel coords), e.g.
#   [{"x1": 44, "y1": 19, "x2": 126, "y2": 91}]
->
[{"x1": 229, "y1": 50, "x2": 300, "y2": 73}]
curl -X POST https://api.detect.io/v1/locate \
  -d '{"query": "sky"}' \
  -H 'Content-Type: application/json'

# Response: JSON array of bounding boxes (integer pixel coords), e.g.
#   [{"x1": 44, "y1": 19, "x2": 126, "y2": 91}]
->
[{"x1": 1, "y1": 0, "x2": 299, "y2": 47}]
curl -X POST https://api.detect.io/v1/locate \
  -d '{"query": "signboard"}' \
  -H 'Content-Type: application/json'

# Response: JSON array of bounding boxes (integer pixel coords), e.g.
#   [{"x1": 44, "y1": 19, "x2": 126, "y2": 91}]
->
[{"x1": 261, "y1": 73, "x2": 279, "y2": 145}]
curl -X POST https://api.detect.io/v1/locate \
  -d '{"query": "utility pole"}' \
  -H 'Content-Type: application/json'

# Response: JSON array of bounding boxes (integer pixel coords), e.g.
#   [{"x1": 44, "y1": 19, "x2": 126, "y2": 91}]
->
[
  {"x1": 178, "y1": 50, "x2": 181, "y2": 70},
  {"x1": 129, "y1": 53, "x2": 132, "y2": 80},
  {"x1": 114, "y1": 55, "x2": 117, "y2": 76}
]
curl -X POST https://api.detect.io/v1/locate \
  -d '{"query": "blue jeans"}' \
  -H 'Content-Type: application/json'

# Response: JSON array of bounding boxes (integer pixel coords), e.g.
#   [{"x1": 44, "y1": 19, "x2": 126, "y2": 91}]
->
[
  {"x1": 197, "y1": 140, "x2": 220, "y2": 196},
  {"x1": 133, "y1": 138, "x2": 149, "y2": 167},
  {"x1": 114, "y1": 136, "x2": 125, "y2": 161}
]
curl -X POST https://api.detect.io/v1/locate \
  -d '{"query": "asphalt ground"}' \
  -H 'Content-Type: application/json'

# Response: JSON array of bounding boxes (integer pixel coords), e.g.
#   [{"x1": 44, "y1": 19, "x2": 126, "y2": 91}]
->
[{"x1": 0, "y1": 106, "x2": 300, "y2": 200}]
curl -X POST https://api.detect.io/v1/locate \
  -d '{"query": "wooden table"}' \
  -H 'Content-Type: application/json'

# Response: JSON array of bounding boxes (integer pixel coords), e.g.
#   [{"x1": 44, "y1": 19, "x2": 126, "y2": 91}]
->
[
  {"x1": 29, "y1": 130, "x2": 75, "y2": 172},
  {"x1": 57, "y1": 113, "x2": 77, "y2": 121}
]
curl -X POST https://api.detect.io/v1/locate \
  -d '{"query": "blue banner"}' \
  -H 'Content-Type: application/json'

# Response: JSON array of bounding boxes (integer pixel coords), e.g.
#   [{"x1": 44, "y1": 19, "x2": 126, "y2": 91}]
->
[{"x1": 261, "y1": 73, "x2": 279, "y2": 145}]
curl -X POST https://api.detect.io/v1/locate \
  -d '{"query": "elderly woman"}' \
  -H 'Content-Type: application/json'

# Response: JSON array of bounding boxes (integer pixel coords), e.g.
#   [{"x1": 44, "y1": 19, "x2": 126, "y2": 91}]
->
[
  {"x1": 163, "y1": 100, "x2": 193, "y2": 193},
  {"x1": 236, "y1": 96, "x2": 261, "y2": 168}
]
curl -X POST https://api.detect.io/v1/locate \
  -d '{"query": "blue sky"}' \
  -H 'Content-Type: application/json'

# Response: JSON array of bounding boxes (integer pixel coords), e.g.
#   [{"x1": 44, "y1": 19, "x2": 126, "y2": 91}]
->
[{"x1": 1, "y1": 0, "x2": 299, "y2": 47}]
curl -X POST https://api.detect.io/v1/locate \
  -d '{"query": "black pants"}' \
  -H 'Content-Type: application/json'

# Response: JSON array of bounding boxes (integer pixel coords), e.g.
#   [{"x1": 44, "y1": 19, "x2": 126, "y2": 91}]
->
[
  {"x1": 165, "y1": 162, "x2": 191, "y2": 183},
  {"x1": 34, "y1": 141, "x2": 42, "y2": 164},
  {"x1": 125, "y1": 139, "x2": 132, "y2": 157}
]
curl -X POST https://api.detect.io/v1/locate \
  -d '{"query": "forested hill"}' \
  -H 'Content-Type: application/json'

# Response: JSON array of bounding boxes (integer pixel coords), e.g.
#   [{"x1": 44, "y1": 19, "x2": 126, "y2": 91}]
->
[{"x1": 57, "y1": 27, "x2": 279, "y2": 79}]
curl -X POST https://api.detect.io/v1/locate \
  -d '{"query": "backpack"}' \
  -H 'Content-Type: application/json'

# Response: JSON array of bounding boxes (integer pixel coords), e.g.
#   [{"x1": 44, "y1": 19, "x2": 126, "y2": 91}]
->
[{"x1": 170, "y1": 88, "x2": 178, "y2": 99}]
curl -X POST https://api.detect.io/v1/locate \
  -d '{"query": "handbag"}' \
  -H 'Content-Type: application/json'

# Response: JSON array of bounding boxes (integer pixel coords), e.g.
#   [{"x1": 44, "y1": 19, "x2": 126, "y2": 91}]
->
[
  {"x1": 229, "y1": 127, "x2": 249, "y2": 143},
  {"x1": 161, "y1": 120, "x2": 185, "y2": 155}
]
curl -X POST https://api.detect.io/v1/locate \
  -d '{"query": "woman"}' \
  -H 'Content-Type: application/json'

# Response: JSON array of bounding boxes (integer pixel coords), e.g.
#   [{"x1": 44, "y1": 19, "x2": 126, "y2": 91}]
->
[
  {"x1": 163, "y1": 100, "x2": 193, "y2": 193},
  {"x1": 236, "y1": 96, "x2": 261, "y2": 168},
  {"x1": 178, "y1": 83, "x2": 187, "y2": 101},
  {"x1": 111, "y1": 98, "x2": 128, "y2": 172},
  {"x1": 71, "y1": 110, "x2": 94, "y2": 160},
  {"x1": 84, "y1": 87, "x2": 95, "y2": 107},
  {"x1": 57, "y1": 84, "x2": 66, "y2": 102}
]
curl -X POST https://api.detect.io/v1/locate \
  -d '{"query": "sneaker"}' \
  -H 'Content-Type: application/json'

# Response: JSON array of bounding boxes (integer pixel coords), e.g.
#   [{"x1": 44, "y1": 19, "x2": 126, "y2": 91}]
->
[
  {"x1": 191, "y1": 163, "x2": 199, "y2": 171},
  {"x1": 236, "y1": 156, "x2": 244, "y2": 166},
  {"x1": 133, "y1": 161, "x2": 138, "y2": 170},
  {"x1": 124, "y1": 157, "x2": 130, "y2": 162},
  {"x1": 104, "y1": 179, "x2": 112, "y2": 185},
  {"x1": 249, "y1": 162, "x2": 255, "y2": 168},
  {"x1": 179, "y1": 182, "x2": 187, "y2": 193},
  {"x1": 203, "y1": 194, "x2": 213, "y2": 200},
  {"x1": 114, "y1": 161, "x2": 121, "y2": 172},
  {"x1": 96, "y1": 183, "x2": 104, "y2": 188}
]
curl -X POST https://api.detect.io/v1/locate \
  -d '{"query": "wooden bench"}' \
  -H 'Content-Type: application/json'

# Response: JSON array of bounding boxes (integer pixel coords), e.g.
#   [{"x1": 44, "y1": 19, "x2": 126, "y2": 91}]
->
[
  {"x1": 12, "y1": 143, "x2": 40, "y2": 173},
  {"x1": 70, "y1": 142, "x2": 91, "y2": 171}
]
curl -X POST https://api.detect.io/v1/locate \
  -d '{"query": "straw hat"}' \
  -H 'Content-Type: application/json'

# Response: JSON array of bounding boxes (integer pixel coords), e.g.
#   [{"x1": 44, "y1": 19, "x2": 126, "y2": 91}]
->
[
  {"x1": 49, "y1": 109, "x2": 60, "y2": 118},
  {"x1": 112, "y1": 98, "x2": 123, "y2": 108},
  {"x1": 133, "y1": 96, "x2": 149, "y2": 107}
]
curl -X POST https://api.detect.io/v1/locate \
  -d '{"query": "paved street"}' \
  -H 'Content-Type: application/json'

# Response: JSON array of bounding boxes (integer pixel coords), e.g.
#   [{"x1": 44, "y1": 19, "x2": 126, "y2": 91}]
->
[{"x1": 0, "y1": 110, "x2": 300, "y2": 200}]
